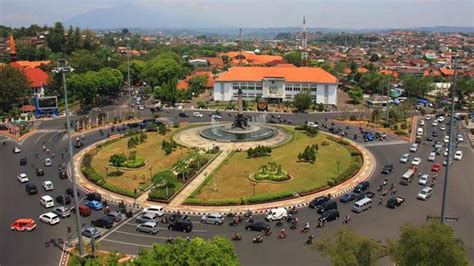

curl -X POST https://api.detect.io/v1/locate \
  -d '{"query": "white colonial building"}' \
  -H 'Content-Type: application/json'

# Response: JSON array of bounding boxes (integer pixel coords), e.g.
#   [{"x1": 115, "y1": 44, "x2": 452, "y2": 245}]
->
[{"x1": 213, "y1": 67, "x2": 338, "y2": 105}]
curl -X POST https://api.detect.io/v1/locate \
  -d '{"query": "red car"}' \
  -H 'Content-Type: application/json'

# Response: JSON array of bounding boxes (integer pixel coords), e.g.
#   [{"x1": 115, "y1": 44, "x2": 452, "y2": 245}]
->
[
  {"x1": 71, "y1": 205, "x2": 91, "y2": 217},
  {"x1": 11, "y1": 219, "x2": 37, "y2": 231},
  {"x1": 431, "y1": 163, "x2": 442, "y2": 172}
]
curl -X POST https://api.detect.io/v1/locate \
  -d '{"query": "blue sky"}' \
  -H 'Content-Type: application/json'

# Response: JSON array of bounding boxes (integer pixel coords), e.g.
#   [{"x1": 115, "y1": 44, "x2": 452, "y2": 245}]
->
[{"x1": 1, "y1": 0, "x2": 473, "y2": 28}]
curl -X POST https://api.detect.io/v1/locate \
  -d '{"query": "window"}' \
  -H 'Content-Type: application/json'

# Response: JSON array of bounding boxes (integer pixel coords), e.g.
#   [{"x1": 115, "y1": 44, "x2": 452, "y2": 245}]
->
[
  {"x1": 310, "y1": 84, "x2": 317, "y2": 92},
  {"x1": 232, "y1": 83, "x2": 239, "y2": 90},
  {"x1": 241, "y1": 83, "x2": 248, "y2": 90},
  {"x1": 302, "y1": 83, "x2": 309, "y2": 92},
  {"x1": 294, "y1": 84, "x2": 301, "y2": 92},
  {"x1": 248, "y1": 83, "x2": 256, "y2": 90},
  {"x1": 285, "y1": 83, "x2": 293, "y2": 91},
  {"x1": 256, "y1": 83, "x2": 262, "y2": 90}
]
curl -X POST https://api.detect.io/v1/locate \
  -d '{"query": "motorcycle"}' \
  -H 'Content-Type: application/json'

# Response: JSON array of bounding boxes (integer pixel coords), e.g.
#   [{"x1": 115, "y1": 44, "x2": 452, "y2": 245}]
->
[
  {"x1": 289, "y1": 207, "x2": 297, "y2": 215},
  {"x1": 276, "y1": 220, "x2": 283, "y2": 227},
  {"x1": 300, "y1": 228, "x2": 309, "y2": 233},
  {"x1": 290, "y1": 222, "x2": 298, "y2": 230},
  {"x1": 161, "y1": 216, "x2": 170, "y2": 224},
  {"x1": 253, "y1": 236, "x2": 263, "y2": 243},
  {"x1": 278, "y1": 232, "x2": 287, "y2": 239},
  {"x1": 232, "y1": 234, "x2": 242, "y2": 241},
  {"x1": 244, "y1": 210, "x2": 252, "y2": 218}
]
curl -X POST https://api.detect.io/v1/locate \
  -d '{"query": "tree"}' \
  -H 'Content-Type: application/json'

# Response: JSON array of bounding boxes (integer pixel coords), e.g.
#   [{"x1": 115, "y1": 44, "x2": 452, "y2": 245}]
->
[
  {"x1": 284, "y1": 51, "x2": 302, "y2": 66},
  {"x1": 0, "y1": 65, "x2": 31, "y2": 114},
  {"x1": 455, "y1": 76, "x2": 473, "y2": 106},
  {"x1": 47, "y1": 21, "x2": 65, "y2": 53},
  {"x1": 293, "y1": 92, "x2": 312, "y2": 112},
  {"x1": 347, "y1": 86, "x2": 364, "y2": 104},
  {"x1": 154, "y1": 79, "x2": 179, "y2": 106},
  {"x1": 68, "y1": 50, "x2": 103, "y2": 73},
  {"x1": 152, "y1": 170, "x2": 175, "y2": 186},
  {"x1": 369, "y1": 53, "x2": 380, "y2": 62},
  {"x1": 315, "y1": 226, "x2": 386, "y2": 266},
  {"x1": 388, "y1": 222, "x2": 469, "y2": 266},
  {"x1": 188, "y1": 75, "x2": 208, "y2": 95},
  {"x1": 117, "y1": 60, "x2": 145, "y2": 84},
  {"x1": 133, "y1": 236, "x2": 239, "y2": 265},
  {"x1": 127, "y1": 136, "x2": 138, "y2": 149},
  {"x1": 109, "y1": 153, "x2": 127, "y2": 167},
  {"x1": 140, "y1": 53, "x2": 184, "y2": 87},
  {"x1": 64, "y1": 26, "x2": 77, "y2": 54},
  {"x1": 402, "y1": 76, "x2": 433, "y2": 98}
]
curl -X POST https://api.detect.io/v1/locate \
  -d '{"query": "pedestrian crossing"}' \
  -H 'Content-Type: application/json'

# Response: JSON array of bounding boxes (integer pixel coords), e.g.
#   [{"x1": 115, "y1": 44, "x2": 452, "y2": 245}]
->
[{"x1": 362, "y1": 140, "x2": 407, "y2": 147}]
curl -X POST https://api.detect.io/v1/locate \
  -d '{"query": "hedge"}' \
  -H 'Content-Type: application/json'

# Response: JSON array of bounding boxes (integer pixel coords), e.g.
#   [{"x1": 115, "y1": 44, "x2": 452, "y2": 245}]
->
[{"x1": 120, "y1": 157, "x2": 146, "y2": 168}]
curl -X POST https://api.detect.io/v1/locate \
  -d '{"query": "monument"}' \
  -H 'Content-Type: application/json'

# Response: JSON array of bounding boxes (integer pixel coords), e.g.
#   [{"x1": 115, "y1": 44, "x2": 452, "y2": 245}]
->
[{"x1": 232, "y1": 89, "x2": 249, "y2": 129}]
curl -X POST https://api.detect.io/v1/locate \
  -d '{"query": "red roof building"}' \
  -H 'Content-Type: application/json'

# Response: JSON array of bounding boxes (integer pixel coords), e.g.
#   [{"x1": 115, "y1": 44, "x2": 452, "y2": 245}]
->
[{"x1": 21, "y1": 67, "x2": 49, "y2": 96}]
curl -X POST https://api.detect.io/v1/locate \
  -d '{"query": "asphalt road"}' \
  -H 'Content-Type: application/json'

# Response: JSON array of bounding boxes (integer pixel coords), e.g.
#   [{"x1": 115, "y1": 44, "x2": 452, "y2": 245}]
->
[{"x1": 1, "y1": 110, "x2": 472, "y2": 266}]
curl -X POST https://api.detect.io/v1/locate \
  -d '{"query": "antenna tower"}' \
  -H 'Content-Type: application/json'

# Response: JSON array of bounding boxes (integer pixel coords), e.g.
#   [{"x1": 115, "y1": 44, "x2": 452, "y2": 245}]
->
[
  {"x1": 239, "y1": 28, "x2": 243, "y2": 66},
  {"x1": 301, "y1": 17, "x2": 308, "y2": 66}
]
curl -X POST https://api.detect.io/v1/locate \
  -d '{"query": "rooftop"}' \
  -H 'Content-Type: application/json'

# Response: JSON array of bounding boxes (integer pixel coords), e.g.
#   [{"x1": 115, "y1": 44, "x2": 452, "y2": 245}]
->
[{"x1": 215, "y1": 67, "x2": 337, "y2": 83}]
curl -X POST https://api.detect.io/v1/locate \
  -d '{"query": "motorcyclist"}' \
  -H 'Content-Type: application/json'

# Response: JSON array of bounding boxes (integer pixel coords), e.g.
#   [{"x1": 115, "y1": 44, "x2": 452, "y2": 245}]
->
[
  {"x1": 253, "y1": 235, "x2": 263, "y2": 243},
  {"x1": 344, "y1": 214, "x2": 351, "y2": 224},
  {"x1": 279, "y1": 228, "x2": 287, "y2": 238},
  {"x1": 305, "y1": 235, "x2": 314, "y2": 246},
  {"x1": 232, "y1": 232, "x2": 241, "y2": 240}
]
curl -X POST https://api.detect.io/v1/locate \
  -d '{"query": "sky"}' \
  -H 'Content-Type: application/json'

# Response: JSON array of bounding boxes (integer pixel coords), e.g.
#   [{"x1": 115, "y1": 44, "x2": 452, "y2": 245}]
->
[{"x1": 1, "y1": 0, "x2": 473, "y2": 29}]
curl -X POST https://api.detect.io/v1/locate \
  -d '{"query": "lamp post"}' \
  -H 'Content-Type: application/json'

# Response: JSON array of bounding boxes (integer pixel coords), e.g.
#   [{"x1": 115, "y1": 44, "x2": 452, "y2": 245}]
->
[
  {"x1": 251, "y1": 181, "x2": 257, "y2": 196},
  {"x1": 105, "y1": 166, "x2": 109, "y2": 179},
  {"x1": 52, "y1": 59, "x2": 84, "y2": 256}
]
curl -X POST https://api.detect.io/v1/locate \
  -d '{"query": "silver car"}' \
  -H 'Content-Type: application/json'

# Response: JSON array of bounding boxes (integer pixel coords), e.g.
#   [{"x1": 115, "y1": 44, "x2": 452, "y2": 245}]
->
[
  {"x1": 106, "y1": 211, "x2": 122, "y2": 222},
  {"x1": 200, "y1": 213, "x2": 224, "y2": 225},
  {"x1": 136, "y1": 222, "x2": 159, "y2": 234},
  {"x1": 52, "y1": 206, "x2": 71, "y2": 218},
  {"x1": 136, "y1": 212, "x2": 159, "y2": 224},
  {"x1": 82, "y1": 227, "x2": 101, "y2": 239}
]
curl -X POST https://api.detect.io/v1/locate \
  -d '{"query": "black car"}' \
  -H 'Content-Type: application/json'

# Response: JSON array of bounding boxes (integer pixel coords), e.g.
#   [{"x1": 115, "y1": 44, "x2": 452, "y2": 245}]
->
[
  {"x1": 308, "y1": 196, "x2": 330, "y2": 208},
  {"x1": 20, "y1": 157, "x2": 27, "y2": 166},
  {"x1": 353, "y1": 181, "x2": 370, "y2": 193},
  {"x1": 432, "y1": 131, "x2": 438, "y2": 137},
  {"x1": 316, "y1": 200, "x2": 338, "y2": 214},
  {"x1": 178, "y1": 112, "x2": 189, "y2": 118},
  {"x1": 356, "y1": 191, "x2": 375, "y2": 201},
  {"x1": 319, "y1": 209, "x2": 340, "y2": 222},
  {"x1": 91, "y1": 216, "x2": 114, "y2": 229},
  {"x1": 168, "y1": 220, "x2": 193, "y2": 233},
  {"x1": 25, "y1": 183, "x2": 37, "y2": 195},
  {"x1": 381, "y1": 164, "x2": 394, "y2": 174},
  {"x1": 245, "y1": 221, "x2": 270, "y2": 232},
  {"x1": 426, "y1": 136, "x2": 433, "y2": 142},
  {"x1": 386, "y1": 196, "x2": 405, "y2": 209},
  {"x1": 66, "y1": 188, "x2": 80, "y2": 197},
  {"x1": 59, "y1": 171, "x2": 67, "y2": 179},
  {"x1": 87, "y1": 192, "x2": 102, "y2": 202},
  {"x1": 36, "y1": 168, "x2": 44, "y2": 176},
  {"x1": 56, "y1": 195, "x2": 71, "y2": 205}
]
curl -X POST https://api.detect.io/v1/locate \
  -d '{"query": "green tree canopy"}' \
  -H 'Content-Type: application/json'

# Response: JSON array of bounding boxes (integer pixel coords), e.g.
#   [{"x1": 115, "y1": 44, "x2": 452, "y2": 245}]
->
[
  {"x1": 347, "y1": 86, "x2": 364, "y2": 104},
  {"x1": 133, "y1": 237, "x2": 239, "y2": 266},
  {"x1": 388, "y1": 222, "x2": 469, "y2": 266},
  {"x1": 284, "y1": 51, "x2": 302, "y2": 67},
  {"x1": 188, "y1": 75, "x2": 208, "y2": 95},
  {"x1": 140, "y1": 52, "x2": 185, "y2": 87},
  {"x1": 402, "y1": 76, "x2": 433, "y2": 98},
  {"x1": 117, "y1": 60, "x2": 145, "y2": 84},
  {"x1": 293, "y1": 92, "x2": 313, "y2": 112},
  {"x1": 68, "y1": 50, "x2": 103, "y2": 73},
  {"x1": 358, "y1": 73, "x2": 390, "y2": 95},
  {"x1": 315, "y1": 226, "x2": 386, "y2": 266},
  {"x1": 47, "y1": 21, "x2": 65, "y2": 53},
  {"x1": 0, "y1": 65, "x2": 31, "y2": 114},
  {"x1": 455, "y1": 76, "x2": 473, "y2": 106},
  {"x1": 154, "y1": 79, "x2": 179, "y2": 106},
  {"x1": 152, "y1": 170, "x2": 176, "y2": 185}
]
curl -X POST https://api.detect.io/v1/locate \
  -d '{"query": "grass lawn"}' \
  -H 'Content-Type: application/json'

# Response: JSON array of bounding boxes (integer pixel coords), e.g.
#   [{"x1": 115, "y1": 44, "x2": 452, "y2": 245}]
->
[
  {"x1": 193, "y1": 129, "x2": 355, "y2": 201},
  {"x1": 88, "y1": 130, "x2": 189, "y2": 193}
]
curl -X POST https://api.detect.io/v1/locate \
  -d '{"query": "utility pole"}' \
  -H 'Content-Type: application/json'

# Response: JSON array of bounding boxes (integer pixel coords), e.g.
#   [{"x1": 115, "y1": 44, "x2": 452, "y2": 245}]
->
[
  {"x1": 301, "y1": 16, "x2": 308, "y2": 67},
  {"x1": 239, "y1": 28, "x2": 243, "y2": 66},
  {"x1": 53, "y1": 59, "x2": 84, "y2": 256},
  {"x1": 440, "y1": 58, "x2": 458, "y2": 224},
  {"x1": 385, "y1": 74, "x2": 391, "y2": 127},
  {"x1": 127, "y1": 46, "x2": 132, "y2": 119}
]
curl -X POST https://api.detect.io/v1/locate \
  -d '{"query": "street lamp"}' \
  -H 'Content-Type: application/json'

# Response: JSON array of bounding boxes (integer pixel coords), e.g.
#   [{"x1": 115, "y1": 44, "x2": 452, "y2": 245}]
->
[
  {"x1": 52, "y1": 59, "x2": 84, "y2": 256},
  {"x1": 105, "y1": 166, "x2": 109, "y2": 179}
]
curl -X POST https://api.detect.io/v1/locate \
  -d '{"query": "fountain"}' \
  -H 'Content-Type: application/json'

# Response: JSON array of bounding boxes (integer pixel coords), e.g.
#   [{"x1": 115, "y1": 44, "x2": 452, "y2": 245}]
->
[{"x1": 200, "y1": 89, "x2": 276, "y2": 142}]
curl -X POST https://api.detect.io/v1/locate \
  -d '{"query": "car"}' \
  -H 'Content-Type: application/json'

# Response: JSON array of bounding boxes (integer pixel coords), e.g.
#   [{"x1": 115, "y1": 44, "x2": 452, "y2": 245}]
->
[
  {"x1": 375, "y1": 132, "x2": 386, "y2": 139},
  {"x1": 106, "y1": 211, "x2": 123, "y2": 223},
  {"x1": 56, "y1": 195, "x2": 71, "y2": 205},
  {"x1": 66, "y1": 188, "x2": 80, "y2": 197},
  {"x1": 409, "y1": 144, "x2": 418, "y2": 152},
  {"x1": 11, "y1": 218, "x2": 36, "y2": 231},
  {"x1": 42, "y1": 180, "x2": 54, "y2": 191},
  {"x1": 425, "y1": 136, "x2": 433, "y2": 142},
  {"x1": 136, "y1": 212, "x2": 159, "y2": 224},
  {"x1": 91, "y1": 216, "x2": 114, "y2": 229},
  {"x1": 12, "y1": 146, "x2": 21, "y2": 153},
  {"x1": 87, "y1": 200, "x2": 103, "y2": 210},
  {"x1": 400, "y1": 153, "x2": 410, "y2": 163},
  {"x1": 245, "y1": 221, "x2": 270, "y2": 232},
  {"x1": 428, "y1": 152, "x2": 436, "y2": 162},
  {"x1": 432, "y1": 121, "x2": 438, "y2": 127},
  {"x1": 138, "y1": 105, "x2": 145, "y2": 110},
  {"x1": 424, "y1": 115, "x2": 432, "y2": 120},
  {"x1": 265, "y1": 208, "x2": 288, "y2": 221},
  {"x1": 39, "y1": 212, "x2": 60, "y2": 225},
  {"x1": 52, "y1": 206, "x2": 71, "y2": 218},
  {"x1": 308, "y1": 196, "x2": 330, "y2": 208},
  {"x1": 339, "y1": 192, "x2": 358, "y2": 203},
  {"x1": 433, "y1": 141, "x2": 442, "y2": 149},
  {"x1": 364, "y1": 132, "x2": 375, "y2": 142},
  {"x1": 444, "y1": 136, "x2": 450, "y2": 143},
  {"x1": 443, "y1": 148, "x2": 451, "y2": 157},
  {"x1": 168, "y1": 220, "x2": 193, "y2": 233},
  {"x1": 454, "y1": 151, "x2": 463, "y2": 160},
  {"x1": 178, "y1": 112, "x2": 189, "y2": 118},
  {"x1": 456, "y1": 135, "x2": 464, "y2": 142},
  {"x1": 353, "y1": 181, "x2": 370, "y2": 193},
  {"x1": 440, "y1": 125, "x2": 446, "y2": 131},
  {"x1": 386, "y1": 196, "x2": 405, "y2": 209},
  {"x1": 136, "y1": 222, "x2": 160, "y2": 234},
  {"x1": 36, "y1": 168, "x2": 44, "y2": 176},
  {"x1": 201, "y1": 213, "x2": 224, "y2": 225},
  {"x1": 431, "y1": 163, "x2": 442, "y2": 172},
  {"x1": 59, "y1": 171, "x2": 67, "y2": 179},
  {"x1": 25, "y1": 183, "x2": 38, "y2": 195},
  {"x1": 17, "y1": 173, "x2": 29, "y2": 183},
  {"x1": 192, "y1": 112, "x2": 203, "y2": 118},
  {"x1": 438, "y1": 116, "x2": 445, "y2": 122},
  {"x1": 44, "y1": 158, "x2": 52, "y2": 167},
  {"x1": 81, "y1": 227, "x2": 101, "y2": 239},
  {"x1": 418, "y1": 174, "x2": 429, "y2": 186},
  {"x1": 86, "y1": 192, "x2": 102, "y2": 202},
  {"x1": 144, "y1": 205, "x2": 165, "y2": 217},
  {"x1": 443, "y1": 158, "x2": 453, "y2": 166},
  {"x1": 356, "y1": 191, "x2": 375, "y2": 201},
  {"x1": 211, "y1": 114, "x2": 222, "y2": 120},
  {"x1": 20, "y1": 157, "x2": 27, "y2": 165},
  {"x1": 411, "y1": 157, "x2": 422, "y2": 166},
  {"x1": 318, "y1": 209, "x2": 340, "y2": 222},
  {"x1": 381, "y1": 164, "x2": 394, "y2": 174},
  {"x1": 432, "y1": 131, "x2": 438, "y2": 137},
  {"x1": 72, "y1": 205, "x2": 91, "y2": 217},
  {"x1": 434, "y1": 147, "x2": 442, "y2": 155},
  {"x1": 417, "y1": 187, "x2": 433, "y2": 200},
  {"x1": 40, "y1": 195, "x2": 54, "y2": 208}
]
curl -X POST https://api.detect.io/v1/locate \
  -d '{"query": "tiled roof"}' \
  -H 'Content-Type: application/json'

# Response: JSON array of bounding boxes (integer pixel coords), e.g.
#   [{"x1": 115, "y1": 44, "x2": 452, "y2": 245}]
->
[
  {"x1": 23, "y1": 68, "x2": 49, "y2": 88},
  {"x1": 221, "y1": 51, "x2": 283, "y2": 66},
  {"x1": 11, "y1": 60, "x2": 51, "y2": 69},
  {"x1": 177, "y1": 80, "x2": 188, "y2": 90},
  {"x1": 439, "y1": 67, "x2": 454, "y2": 76},
  {"x1": 215, "y1": 67, "x2": 337, "y2": 83}
]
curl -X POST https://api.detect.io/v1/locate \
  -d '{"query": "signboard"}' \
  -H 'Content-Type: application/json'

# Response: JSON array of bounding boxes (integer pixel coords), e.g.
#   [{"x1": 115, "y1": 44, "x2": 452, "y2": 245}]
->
[
  {"x1": 257, "y1": 98, "x2": 268, "y2": 111},
  {"x1": 37, "y1": 96, "x2": 58, "y2": 110}
]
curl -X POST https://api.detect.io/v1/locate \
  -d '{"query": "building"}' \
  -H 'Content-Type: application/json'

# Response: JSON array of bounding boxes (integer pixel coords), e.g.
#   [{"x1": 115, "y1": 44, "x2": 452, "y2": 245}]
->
[
  {"x1": 177, "y1": 71, "x2": 215, "y2": 91},
  {"x1": 220, "y1": 51, "x2": 284, "y2": 66},
  {"x1": 213, "y1": 67, "x2": 338, "y2": 105}
]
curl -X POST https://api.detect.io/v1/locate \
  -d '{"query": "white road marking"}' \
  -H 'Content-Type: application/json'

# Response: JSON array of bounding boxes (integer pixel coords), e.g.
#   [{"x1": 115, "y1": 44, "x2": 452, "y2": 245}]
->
[
  {"x1": 48, "y1": 131, "x2": 61, "y2": 143},
  {"x1": 114, "y1": 230, "x2": 169, "y2": 239},
  {"x1": 362, "y1": 140, "x2": 407, "y2": 147},
  {"x1": 101, "y1": 239, "x2": 153, "y2": 248},
  {"x1": 96, "y1": 211, "x2": 141, "y2": 243},
  {"x1": 35, "y1": 131, "x2": 50, "y2": 144}
]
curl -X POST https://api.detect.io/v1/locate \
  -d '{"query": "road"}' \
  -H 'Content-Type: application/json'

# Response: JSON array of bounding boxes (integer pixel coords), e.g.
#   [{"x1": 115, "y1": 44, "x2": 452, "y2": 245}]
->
[{"x1": 0, "y1": 109, "x2": 472, "y2": 265}]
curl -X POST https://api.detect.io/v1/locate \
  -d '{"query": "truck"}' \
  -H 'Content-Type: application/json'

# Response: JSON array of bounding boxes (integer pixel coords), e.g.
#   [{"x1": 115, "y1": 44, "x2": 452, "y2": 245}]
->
[{"x1": 400, "y1": 167, "x2": 417, "y2": 185}]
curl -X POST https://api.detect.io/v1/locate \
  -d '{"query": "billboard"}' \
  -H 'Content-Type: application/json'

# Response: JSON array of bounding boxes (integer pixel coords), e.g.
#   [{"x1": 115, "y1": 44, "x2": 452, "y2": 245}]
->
[{"x1": 37, "y1": 96, "x2": 58, "y2": 110}]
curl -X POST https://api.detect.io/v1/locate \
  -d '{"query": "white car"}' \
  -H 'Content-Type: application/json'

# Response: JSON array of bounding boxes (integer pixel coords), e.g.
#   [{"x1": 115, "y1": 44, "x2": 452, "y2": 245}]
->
[
  {"x1": 13, "y1": 146, "x2": 21, "y2": 153},
  {"x1": 443, "y1": 158, "x2": 453, "y2": 166},
  {"x1": 418, "y1": 174, "x2": 429, "y2": 186},
  {"x1": 432, "y1": 121, "x2": 438, "y2": 127},
  {"x1": 454, "y1": 151, "x2": 463, "y2": 160},
  {"x1": 17, "y1": 173, "x2": 29, "y2": 183},
  {"x1": 44, "y1": 158, "x2": 52, "y2": 167},
  {"x1": 438, "y1": 116, "x2": 445, "y2": 122},
  {"x1": 456, "y1": 134, "x2": 464, "y2": 142},
  {"x1": 443, "y1": 148, "x2": 450, "y2": 157},
  {"x1": 40, "y1": 195, "x2": 54, "y2": 208},
  {"x1": 400, "y1": 153, "x2": 410, "y2": 163},
  {"x1": 417, "y1": 187, "x2": 433, "y2": 200},
  {"x1": 138, "y1": 105, "x2": 145, "y2": 110},
  {"x1": 411, "y1": 157, "x2": 422, "y2": 166},
  {"x1": 424, "y1": 115, "x2": 432, "y2": 120},
  {"x1": 440, "y1": 125, "x2": 446, "y2": 131},
  {"x1": 192, "y1": 112, "x2": 203, "y2": 118},
  {"x1": 428, "y1": 152, "x2": 436, "y2": 162},
  {"x1": 39, "y1": 212, "x2": 60, "y2": 225},
  {"x1": 444, "y1": 136, "x2": 450, "y2": 143},
  {"x1": 410, "y1": 144, "x2": 418, "y2": 152},
  {"x1": 211, "y1": 114, "x2": 222, "y2": 120},
  {"x1": 144, "y1": 205, "x2": 164, "y2": 217},
  {"x1": 42, "y1": 181, "x2": 54, "y2": 191},
  {"x1": 419, "y1": 120, "x2": 425, "y2": 126}
]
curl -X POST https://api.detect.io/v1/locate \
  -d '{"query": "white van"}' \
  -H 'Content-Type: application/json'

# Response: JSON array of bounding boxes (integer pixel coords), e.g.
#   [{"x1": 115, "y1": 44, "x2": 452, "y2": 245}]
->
[
  {"x1": 265, "y1": 208, "x2": 288, "y2": 221},
  {"x1": 40, "y1": 195, "x2": 54, "y2": 208},
  {"x1": 144, "y1": 205, "x2": 164, "y2": 217},
  {"x1": 352, "y1": 198, "x2": 372, "y2": 213},
  {"x1": 416, "y1": 127, "x2": 423, "y2": 136}
]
